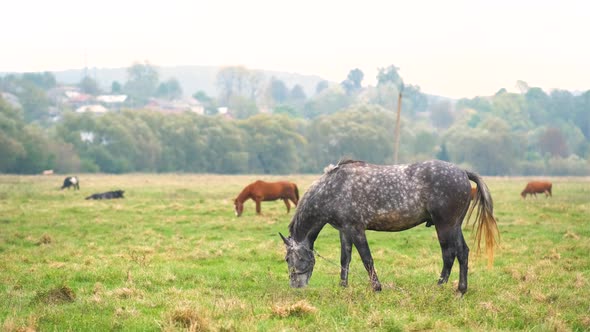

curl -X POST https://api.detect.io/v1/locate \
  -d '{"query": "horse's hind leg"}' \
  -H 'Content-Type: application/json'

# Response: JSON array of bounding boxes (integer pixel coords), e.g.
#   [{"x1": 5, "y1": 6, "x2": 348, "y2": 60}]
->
[
  {"x1": 283, "y1": 199, "x2": 291, "y2": 213},
  {"x1": 339, "y1": 231, "x2": 353, "y2": 287},
  {"x1": 456, "y1": 231, "x2": 469, "y2": 294},
  {"x1": 435, "y1": 223, "x2": 470, "y2": 294},
  {"x1": 435, "y1": 224, "x2": 457, "y2": 286}
]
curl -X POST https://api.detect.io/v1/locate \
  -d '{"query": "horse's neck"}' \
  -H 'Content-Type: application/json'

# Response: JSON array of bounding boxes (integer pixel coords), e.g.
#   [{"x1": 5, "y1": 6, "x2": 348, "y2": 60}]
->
[
  {"x1": 292, "y1": 218, "x2": 326, "y2": 249},
  {"x1": 236, "y1": 187, "x2": 252, "y2": 203}
]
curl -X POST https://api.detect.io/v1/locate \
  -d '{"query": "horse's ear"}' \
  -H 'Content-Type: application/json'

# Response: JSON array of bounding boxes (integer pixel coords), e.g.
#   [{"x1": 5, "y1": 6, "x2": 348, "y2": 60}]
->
[{"x1": 279, "y1": 232, "x2": 290, "y2": 245}]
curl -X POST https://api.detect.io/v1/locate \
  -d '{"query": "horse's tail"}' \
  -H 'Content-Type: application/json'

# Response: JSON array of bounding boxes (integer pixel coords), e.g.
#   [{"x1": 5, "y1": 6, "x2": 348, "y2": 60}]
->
[
  {"x1": 466, "y1": 170, "x2": 500, "y2": 269},
  {"x1": 293, "y1": 183, "x2": 300, "y2": 203}
]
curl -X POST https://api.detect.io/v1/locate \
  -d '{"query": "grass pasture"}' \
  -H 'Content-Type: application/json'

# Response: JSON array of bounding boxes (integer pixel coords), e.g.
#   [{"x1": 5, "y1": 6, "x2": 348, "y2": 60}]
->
[{"x1": 1, "y1": 174, "x2": 589, "y2": 331}]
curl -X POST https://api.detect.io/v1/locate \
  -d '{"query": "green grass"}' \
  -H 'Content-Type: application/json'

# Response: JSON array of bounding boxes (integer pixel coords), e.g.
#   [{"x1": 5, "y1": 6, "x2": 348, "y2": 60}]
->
[{"x1": 1, "y1": 174, "x2": 589, "y2": 331}]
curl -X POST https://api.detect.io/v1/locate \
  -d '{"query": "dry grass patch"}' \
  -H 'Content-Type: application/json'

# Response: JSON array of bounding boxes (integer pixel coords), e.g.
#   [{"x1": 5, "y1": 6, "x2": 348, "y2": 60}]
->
[
  {"x1": 2, "y1": 315, "x2": 38, "y2": 332},
  {"x1": 48, "y1": 261, "x2": 66, "y2": 269},
  {"x1": 37, "y1": 234, "x2": 52, "y2": 245},
  {"x1": 112, "y1": 287, "x2": 143, "y2": 299},
  {"x1": 563, "y1": 230, "x2": 580, "y2": 240},
  {"x1": 271, "y1": 300, "x2": 317, "y2": 318},
  {"x1": 574, "y1": 273, "x2": 586, "y2": 288},
  {"x1": 35, "y1": 285, "x2": 76, "y2": 304},
  {"x1": 163, "y1": 306, "x2": 210, "y2": 332}
]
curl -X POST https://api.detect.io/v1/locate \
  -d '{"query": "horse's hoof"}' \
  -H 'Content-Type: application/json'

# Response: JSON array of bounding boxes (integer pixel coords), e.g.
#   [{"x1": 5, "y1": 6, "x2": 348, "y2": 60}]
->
[
  {"x1": 373, "y1": 283, "x2": 382, "y2": 292},
  {"x1": 339, "y1": 281, "x2": 348, "y2": 287},
  {"x1": 457, "y1": 286, "x2": 467, "y2": 295}
]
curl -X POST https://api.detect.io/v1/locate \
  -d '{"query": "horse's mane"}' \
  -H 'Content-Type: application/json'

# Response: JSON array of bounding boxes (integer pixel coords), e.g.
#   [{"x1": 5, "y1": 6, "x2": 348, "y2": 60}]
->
[
  {"x1": 289, "y1": 159, "x2": 366, "y2": 237},
  {"x1": 338, "y1": 159, "x2": 365, "y2": 165},
  {"x1": 323, "y1": 159, "x2": 366, "y2": 174}
]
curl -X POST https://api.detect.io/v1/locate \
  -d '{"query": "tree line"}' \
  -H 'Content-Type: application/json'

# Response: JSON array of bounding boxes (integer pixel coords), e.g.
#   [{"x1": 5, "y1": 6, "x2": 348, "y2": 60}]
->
[{"x1": 0, "y1": 65, "x2": 588, "y2": 175}]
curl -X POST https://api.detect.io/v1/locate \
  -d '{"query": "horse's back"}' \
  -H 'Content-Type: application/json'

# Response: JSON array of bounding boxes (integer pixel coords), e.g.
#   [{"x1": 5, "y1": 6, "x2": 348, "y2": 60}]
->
[
  {"x1": 251, "y1": 180, "x2": 296, "y2": 200},
  {"x1": 295, "y1": 160, "x2": 472, "y2": 230}
]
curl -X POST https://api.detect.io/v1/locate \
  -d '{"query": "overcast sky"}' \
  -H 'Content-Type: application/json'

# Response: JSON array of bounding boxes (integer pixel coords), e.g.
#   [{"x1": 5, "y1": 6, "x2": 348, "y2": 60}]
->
[{"x1": 2, "y1": 0, "x2": 589, "y2": 98}]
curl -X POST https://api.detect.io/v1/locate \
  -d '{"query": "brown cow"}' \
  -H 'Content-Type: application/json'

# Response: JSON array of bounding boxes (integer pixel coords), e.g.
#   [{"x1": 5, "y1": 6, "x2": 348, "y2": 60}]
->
[{"x1": 521, "y1": 181, "x2": 552, "y2": 199}]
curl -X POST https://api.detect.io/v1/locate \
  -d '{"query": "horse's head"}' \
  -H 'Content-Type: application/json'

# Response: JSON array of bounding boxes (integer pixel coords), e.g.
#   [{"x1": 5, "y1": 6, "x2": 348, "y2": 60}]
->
[
  {"x1": 280, "y1": 233, "x2": 315, "y2": 288},
  {"x1": 234, "y1": 198, "x2": 244, "y2": 217}
]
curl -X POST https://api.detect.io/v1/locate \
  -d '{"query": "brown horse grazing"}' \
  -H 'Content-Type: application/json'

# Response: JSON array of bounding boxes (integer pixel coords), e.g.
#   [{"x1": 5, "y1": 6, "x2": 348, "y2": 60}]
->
[
  {"x1": 234, "y1": 180, "x2": 299, "y2": 217},
  {"x1": 521, "y1": 181, "x2": 552, "y2": 199},
  {"x1": 281, "y1": 160, "x2": 499, "y2": 295}
]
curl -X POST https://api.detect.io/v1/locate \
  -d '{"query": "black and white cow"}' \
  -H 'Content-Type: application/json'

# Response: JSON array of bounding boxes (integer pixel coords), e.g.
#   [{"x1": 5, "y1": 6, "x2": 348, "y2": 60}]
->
[
  {"x1": 61, "y1": 176, "x2": 80, "y2": 190},
  {"x1": 85, "y1": 190, "x2": 125, "y2": 200}
]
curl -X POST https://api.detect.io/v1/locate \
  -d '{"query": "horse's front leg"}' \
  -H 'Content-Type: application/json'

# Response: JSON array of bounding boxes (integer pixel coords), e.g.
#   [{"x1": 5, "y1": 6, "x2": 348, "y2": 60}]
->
[
  {"x1": 339, "y1": 231, "x2": 353, "y2": 287},
  {"x1": 283, "y1": 199, "x2": 291, "y2": 213},
  {"x1": 255, "y1": 199, "x2": 262, "y2": 214},
  {"x1": 351, "y1": 229, "x2": 382, "y2": 291}
]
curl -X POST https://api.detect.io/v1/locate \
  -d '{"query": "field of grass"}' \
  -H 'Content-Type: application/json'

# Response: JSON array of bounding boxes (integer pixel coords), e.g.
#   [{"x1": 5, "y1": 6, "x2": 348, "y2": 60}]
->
[{"x1": 1, "y1": 173, "x2": 589, "y2": 331}]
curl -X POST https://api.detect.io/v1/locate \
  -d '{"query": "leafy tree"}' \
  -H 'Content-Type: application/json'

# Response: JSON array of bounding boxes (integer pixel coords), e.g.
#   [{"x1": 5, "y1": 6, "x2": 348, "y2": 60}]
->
[
  {"x1": 216, "y1": 66, "x2": 260, "y2": 105},
  {"x1": 268, "y1": 77, "x2": 289, "y2": 104},
  {"x1": 193, "y1": 90, "x2": 212, "y2": 103},
  {"x1": 290, "y1": 84, "x2": 307, "y2": 101},
  {"x1": 575, "y1": 91, "x2": 590, "y2": 139},
  {"x1": 238, "y1": 114, "x2": 305, "y2": 174},
  {"x1": 199, "y1": 117, "x2": 247, "y2": 173},
  {"x1": 21, "y1": 72, "x2": 56, "y2": 89},
  {"x1": 444, "y1": 117, "x2": 522, "y2": 175},
  {"x1": 0, "y1": 98, "x2": 26, "y2": 171},
  {"x1": 315, "y1": 80, "x2": 329, "y2": 94},
  {"x1": 283, "y1": 84, "x2": 307, "y2": 115},
  {"x1": 14, "y1": 125, "x2": 54, "y2": 173},
  {"x1": 111, "y1": 81, "x2": 122, "y2": 93},
  {"x1": 489, "y1": 91, "x2": 530, "y2": 130},
  {"x1": 549, "y1": 89, "x2": 576, "y2": 122},
  {"x1": 430, "y1": 100, "x2": 455, "y2": 129},
  {"x1": 436, "y1": 143, "x2": 450, "y2": 161},
  {"x1": 366, "y1": 84, "x2": 400, "y2": 110},
  {"x1": 341, "y1": 68, "x2": 364, "y2": 95},
  {"x1": 193, "y1": 90, "x2": 217, "y2": 115},
  {"x1": 120, "y1": 111, "x2": 162, "y2": 171},
  {"x1": 273, "y1": 104, "x2": 299, "y2": 117},
  {"x1": 156, "y1": 78, "x2": 183, "y2": 100},
  {"x1": 538, "y1": 127, "x2": 569, "y2": 157},
  {"x1": 377, "y1": 65, "x2": 403, "y2": 88},
  {"x1": 47, "y1": 140, "x2": 81, "y2": 173},
  {"x1": 403, "y1": 84, "x2": 428, "y2": 113},
  {"x1": 303, "y1": 86, "x2": 352, "y2": 118},
  {"x1": 228, "y1": 95, "x2": 258, "y2": 119},
  {"x1": 124, "y1": 62, "x2": 159, "y2": 106},
  {"x1": 304, "y1": 108, "x2": 395, "y2": 171},
  {"x1": 524, "y1": 87, "x2": 550, "y2": 125},
  {"x1": 456, "y1": 97, "x2": 493, "y2": 113},
  {"x1": 17, "y1": 81, "x2": 52, "y2": 123},
  {"x1": 412, "y1": 130, "x2": 437, "y2": 155},
  {"x1": 79, "y1": 76, "x2": 101, "y2": 95},
  {"x1": 516, "y1": 80, "x2": 530, "y2": 94}
]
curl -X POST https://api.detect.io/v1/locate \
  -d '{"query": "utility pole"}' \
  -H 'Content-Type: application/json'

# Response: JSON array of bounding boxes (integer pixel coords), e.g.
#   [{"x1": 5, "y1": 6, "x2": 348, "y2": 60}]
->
[{"x1": 393, "y1": 86, "x2": 403, "y2": 164}]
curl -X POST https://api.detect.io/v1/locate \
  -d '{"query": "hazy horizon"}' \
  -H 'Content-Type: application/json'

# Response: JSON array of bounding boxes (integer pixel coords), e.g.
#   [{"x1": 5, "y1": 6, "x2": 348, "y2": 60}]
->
[{"x1": 2, "y1": 0, "x2": 589, "y2": 99}]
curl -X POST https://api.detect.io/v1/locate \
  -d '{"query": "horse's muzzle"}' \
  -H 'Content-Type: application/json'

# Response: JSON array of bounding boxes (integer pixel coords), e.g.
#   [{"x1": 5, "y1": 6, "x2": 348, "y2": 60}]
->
[{"x1": 290, "y1": 272, "x2": 311, "y2": 288}]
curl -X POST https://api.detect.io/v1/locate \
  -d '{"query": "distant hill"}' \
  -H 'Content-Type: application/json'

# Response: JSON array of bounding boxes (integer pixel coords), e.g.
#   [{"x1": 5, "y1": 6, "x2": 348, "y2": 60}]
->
[{"x1": 51, "y1": 65, "x2": 326, "y2": 98}]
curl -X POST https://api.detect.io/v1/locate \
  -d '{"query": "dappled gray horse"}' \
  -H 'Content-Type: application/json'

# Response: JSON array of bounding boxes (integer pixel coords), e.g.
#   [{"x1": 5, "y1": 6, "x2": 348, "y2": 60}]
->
[{"x1": 281, "y1": 159, "x2": 499, "y2": 294}]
